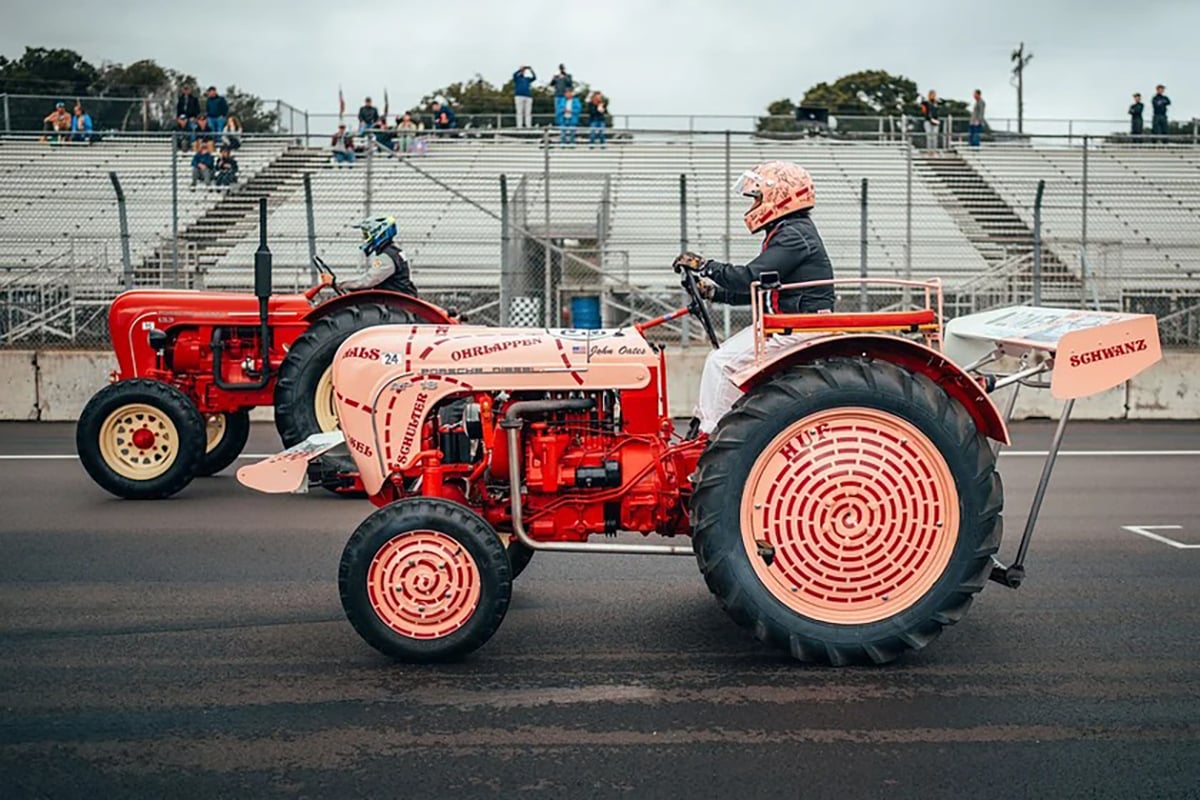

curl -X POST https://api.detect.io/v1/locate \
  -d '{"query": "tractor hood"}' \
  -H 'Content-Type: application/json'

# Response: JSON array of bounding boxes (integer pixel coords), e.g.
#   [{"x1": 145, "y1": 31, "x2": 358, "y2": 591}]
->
[{"x1": 331, "y1": 325, "x2": 660, "y2": 494}]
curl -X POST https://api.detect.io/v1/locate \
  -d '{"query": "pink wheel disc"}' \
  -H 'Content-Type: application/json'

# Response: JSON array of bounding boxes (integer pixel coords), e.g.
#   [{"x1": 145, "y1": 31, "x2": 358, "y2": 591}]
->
[{"x1": 366, "y1": 530, "x2": 482, "y2": 639}]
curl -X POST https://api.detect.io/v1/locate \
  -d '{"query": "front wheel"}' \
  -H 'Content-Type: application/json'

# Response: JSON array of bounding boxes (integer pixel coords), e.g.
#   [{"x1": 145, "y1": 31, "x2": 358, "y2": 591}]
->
[
  {"x1": 691, "y1": 357, "x2": 1002, "y2": 665},
  {"x1": 76, "y1": 379, "x2": 207, "y2": 499},
  {"x1": 338, "y1": 498, "x2": 512, "y2": 662}
]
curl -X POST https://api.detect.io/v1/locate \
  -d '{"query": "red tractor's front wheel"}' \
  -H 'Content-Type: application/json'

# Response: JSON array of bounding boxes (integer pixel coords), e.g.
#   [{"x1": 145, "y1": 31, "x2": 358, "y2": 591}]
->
[
  {"x1": 338, "y1": 498, "x2": 512, "y2": 662},
  {"x1": 691, "y1": 358, "x2": 1002, "y2": 665}
]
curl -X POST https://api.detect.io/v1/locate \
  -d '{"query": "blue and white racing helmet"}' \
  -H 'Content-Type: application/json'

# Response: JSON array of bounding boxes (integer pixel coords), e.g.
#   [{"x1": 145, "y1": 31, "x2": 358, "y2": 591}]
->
[{"x1": 355, "y1": 215, "x2": 398, "y2": 255}]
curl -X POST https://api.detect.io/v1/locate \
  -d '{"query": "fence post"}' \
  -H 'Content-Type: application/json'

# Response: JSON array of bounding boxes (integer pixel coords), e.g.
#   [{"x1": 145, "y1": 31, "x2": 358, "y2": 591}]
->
[
  {"x1": 946, "y1": 114, "x2": 953, "y2": 148},
  {"x1": 1081, "y1": 136, "x2": 1089, "y2": 304},
  {"x1": 364, "y1": 142, "x2": 373, "y2": 217},
  {"x1": 170, "y1": 133, "x2": 180, "y2": 287},
  {"x1": 1, "y1": 94, "x2": 8, "y2": 132},
  {"x1": 1033, "y1": 179, "x2": 1046, "y2": 306},
  {"x1": 303, "y1": 172, "x2": 317, "y2": 282},
  {"x1": 680, "y1": 173, "x2": 690, "y2": 346},
  {"x1": 723, "y1": 129, "x2": 732, "y2": 337},
  {"x1": 543, "y1": 126, "x2": 552, "y2": 327},
  {"x1": 859, "y1": 177, "x2": 869, "y2": 312},
  {"x1": 109, "y1": 172, "x2": 134, "y2": 290},
  {"x1": 903, "y1": 116, "x2": 913, "y2": 307},
  {"x1": 500, "y1": 174, "x2": 511, "y2": 326}
]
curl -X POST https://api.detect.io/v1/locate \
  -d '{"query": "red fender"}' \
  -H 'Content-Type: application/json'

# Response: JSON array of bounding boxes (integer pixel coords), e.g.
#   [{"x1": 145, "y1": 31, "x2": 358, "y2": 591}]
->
[
  {"x1": 733, "y1": 334, "x2": 1010, "y2": 445},
  {"x1": 305, "y1": 290, "x2": 456, "y2": 326}
]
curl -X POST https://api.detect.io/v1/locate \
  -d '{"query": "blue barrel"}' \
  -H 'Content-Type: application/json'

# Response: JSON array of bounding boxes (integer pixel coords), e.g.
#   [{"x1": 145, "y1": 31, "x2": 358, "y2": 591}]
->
[{"x1": 570, "y1": 296, "x2": 602, "y2": 329}]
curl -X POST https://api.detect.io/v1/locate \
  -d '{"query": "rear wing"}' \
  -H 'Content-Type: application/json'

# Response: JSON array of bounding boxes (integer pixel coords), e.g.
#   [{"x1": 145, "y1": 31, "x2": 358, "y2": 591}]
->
[
  {"x1": 944, "y1": 306, "x2": 1161, "y2": 399},
  {"x1": 236, "y1": 431, "x2": 345, "y2": 494}
]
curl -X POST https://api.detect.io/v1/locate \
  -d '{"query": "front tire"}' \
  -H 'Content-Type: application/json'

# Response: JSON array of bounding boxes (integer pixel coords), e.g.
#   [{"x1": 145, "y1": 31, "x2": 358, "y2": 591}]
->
[
  {"x1": 196, "y1": 410, "x2": 251, "y2": 476},
  {"x1": 691, "y1": 358, "x2": 1002, "y2": 665},
  {"x1": 76, "y1": 379, "x2": 206, "y2": 499},
  {"x1": 274, "y1": 303, "x2": 416, "y2": 491},
  {"x1": 339, "y1": 498, "x2": 512, "y2": 662}
]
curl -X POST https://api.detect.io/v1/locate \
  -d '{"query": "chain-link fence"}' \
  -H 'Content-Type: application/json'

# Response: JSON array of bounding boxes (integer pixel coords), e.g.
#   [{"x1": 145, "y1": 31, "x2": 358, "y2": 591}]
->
[{"x1": 2, "y1": 126, "x2": 1199, "y2": 348}]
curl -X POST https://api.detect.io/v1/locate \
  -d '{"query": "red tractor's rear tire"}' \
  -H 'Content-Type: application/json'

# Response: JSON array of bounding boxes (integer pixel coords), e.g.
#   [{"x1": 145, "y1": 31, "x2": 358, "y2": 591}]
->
[
  {"x1": 339, "y1": 498, "x2": 512, "y2": 662},
  {"x1": 274, "y1": 303, "x2": 416, "y2": 492},
  {"x1": 197, "y1": 409, "x2": 251, "y2": 477},
  {"x1": 76, "y1": 379, "x2": 207, "y2": 500},
  {"x1": 691, "y1": 357, "x2": 1002, "y2": 666}
]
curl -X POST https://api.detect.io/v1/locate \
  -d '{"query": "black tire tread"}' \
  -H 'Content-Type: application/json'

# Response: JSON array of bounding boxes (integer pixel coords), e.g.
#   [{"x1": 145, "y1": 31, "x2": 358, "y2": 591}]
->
[
  {"x1": 196, "y1": 409, "x2": 251, "y2": 477},
  {"x1": 691, "y1": 357, "x2": 1002, "y2": 666}
]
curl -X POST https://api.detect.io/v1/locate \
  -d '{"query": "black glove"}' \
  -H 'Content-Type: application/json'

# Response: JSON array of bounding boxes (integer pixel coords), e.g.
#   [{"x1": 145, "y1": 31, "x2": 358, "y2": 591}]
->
[{"x1": 672, "y1": 251, "x2": 708, "y2": 274}]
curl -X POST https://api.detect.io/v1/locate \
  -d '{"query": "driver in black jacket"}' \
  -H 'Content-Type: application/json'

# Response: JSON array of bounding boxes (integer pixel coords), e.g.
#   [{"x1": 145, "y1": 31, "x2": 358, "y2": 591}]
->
[
  {"x1": 326, "y1": 215, "x2": 418, "y2": 295},
  {"x1": 673, "y1": 160, "x2": 835, "y2": 435}
]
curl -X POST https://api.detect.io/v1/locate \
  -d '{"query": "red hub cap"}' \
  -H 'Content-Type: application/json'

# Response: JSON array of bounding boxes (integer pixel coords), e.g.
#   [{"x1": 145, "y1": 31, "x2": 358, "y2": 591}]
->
[
  {"x1": 366, "y1": 530, "x2": 481, "y2": 639},
  {"x1": 131, "y1": 428, "x2": 156, "y2": 450}
]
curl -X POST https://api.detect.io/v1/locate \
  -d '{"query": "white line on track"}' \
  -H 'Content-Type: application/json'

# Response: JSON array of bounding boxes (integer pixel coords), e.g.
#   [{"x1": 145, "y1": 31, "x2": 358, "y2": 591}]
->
[{"x1": 2, "y1": 450, "x2": 1200, "y2": 461}]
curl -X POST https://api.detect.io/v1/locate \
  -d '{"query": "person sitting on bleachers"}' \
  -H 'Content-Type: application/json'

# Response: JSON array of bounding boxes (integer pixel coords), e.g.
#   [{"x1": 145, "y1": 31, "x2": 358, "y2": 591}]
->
[
  {"x1": 331, "y1": 124, "x2": 355, "y2": 166},
  {"x1": 193, "y1": 116, "x2": 215, "y2": 152},
  {"x1": 215, "y1": 145, "x2": 239, "y2": 187},
  {"x1": 41, "y1": 102, "x2": 72, "y2": 143},
  {"x1": 71, "y1": 103, "x2": 94, "y2": 144},
  {"x1": 191, "y1": 142, "x2": 216, "y2": 189},
  {"x1": 224, "y1": 115, "x2": 242, "y2": 150},
  {"x1": 174, "y1": 115, "x2": 194, "y2": 152}
]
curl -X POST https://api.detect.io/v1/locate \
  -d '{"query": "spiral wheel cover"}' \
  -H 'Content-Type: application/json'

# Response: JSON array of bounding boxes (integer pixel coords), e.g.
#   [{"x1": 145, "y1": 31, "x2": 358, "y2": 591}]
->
[
  {"x1": 740, "y1": 407, "x2": 959, "y2": 625},
  {"x1": 366, "y1": 530, "x2": 481, "y2": 639}
]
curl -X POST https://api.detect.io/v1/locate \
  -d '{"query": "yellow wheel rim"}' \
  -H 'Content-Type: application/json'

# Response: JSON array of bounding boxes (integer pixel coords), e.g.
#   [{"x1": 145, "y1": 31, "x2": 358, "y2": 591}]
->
[
  {"x1": 314, "y1": 365, "x2": 339, "y2": 433},
  {"x1": 98, "y1": 403, "x2": 180, "y2": 481},
  {"x1": 205, "y1": 413, "x2": 227, "y2": 454}
]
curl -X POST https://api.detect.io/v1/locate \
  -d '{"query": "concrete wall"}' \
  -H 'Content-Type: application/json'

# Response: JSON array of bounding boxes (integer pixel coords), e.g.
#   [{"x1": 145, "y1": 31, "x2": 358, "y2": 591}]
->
[{"x1": 3, "y1": 348, "x2": 1198, "y2": 422}]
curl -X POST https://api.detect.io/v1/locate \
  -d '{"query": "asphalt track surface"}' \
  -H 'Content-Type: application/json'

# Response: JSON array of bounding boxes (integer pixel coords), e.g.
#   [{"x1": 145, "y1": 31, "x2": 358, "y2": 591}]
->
[{"x1": 1, "y1": 421, "x2": 1199, "y2": 799}]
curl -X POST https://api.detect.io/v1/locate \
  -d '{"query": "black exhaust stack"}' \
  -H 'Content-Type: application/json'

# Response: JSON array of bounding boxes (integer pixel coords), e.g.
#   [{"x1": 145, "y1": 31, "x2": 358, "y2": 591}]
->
[{"x1": 212, "y1": 197, "x2": 273, "y2": 390}]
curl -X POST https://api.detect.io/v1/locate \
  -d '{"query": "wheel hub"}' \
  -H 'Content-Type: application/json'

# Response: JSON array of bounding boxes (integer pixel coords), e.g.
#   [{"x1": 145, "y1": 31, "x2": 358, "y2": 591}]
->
[
  {"x1": 740, "y1": 407, "x2": 960, "y2": 625},
  {"x1": 131, "y1": 428, "x2": 156, "y2": 450},
  {"x1": 367, "y1": 530, "x2": 481, "y2": 639}
]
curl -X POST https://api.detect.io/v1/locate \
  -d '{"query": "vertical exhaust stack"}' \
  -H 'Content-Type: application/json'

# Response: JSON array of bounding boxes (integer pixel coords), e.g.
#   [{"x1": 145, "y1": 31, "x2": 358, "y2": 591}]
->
[{"x1": 254, "y1": 197, "x2": 273, "y2": 377}]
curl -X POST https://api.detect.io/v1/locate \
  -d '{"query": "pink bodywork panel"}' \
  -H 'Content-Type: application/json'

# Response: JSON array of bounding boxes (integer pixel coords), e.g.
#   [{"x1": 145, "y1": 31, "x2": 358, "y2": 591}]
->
[
  {"x1": 331, "y1": 326, "x2": 660, "y2": 495},
  {"x1": 1051, "y1": 314, "x2": 1162, "y2": 399}
]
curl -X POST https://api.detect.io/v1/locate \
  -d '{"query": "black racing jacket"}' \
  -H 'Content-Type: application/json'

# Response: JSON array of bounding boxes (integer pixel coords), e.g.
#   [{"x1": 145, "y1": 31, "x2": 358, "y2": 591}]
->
[
  {"x1": 1152, "y1": 93, "x2": 1171, "y2": 117},
  {"x1": 702, "y1": 212, "x2": 836, "y2": 313}
]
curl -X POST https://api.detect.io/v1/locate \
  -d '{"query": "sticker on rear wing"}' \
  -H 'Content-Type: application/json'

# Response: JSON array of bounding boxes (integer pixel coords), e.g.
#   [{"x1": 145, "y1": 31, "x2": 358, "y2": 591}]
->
[{"x1": 236, "y1": 431, "x2": 345, "y2": 494}]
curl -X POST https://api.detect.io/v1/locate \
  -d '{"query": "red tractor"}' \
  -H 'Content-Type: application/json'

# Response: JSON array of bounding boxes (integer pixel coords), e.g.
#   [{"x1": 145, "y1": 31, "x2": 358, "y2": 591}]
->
[
  {"x1": 76, "y1": 201, "x2": 454, "y2": 499},
  {"x1": 240, "y1": 270, "x2": 1162, "y2": 665}
]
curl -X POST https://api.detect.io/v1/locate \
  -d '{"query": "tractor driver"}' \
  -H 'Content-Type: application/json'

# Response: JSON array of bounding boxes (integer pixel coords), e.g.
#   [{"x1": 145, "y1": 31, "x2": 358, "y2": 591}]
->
[
  {"x1": 324, "y1": 215, "x2": 419, "y2": 295},
  {"x1": 673, "y1": 160, "x2": 835, "y2": 436}
]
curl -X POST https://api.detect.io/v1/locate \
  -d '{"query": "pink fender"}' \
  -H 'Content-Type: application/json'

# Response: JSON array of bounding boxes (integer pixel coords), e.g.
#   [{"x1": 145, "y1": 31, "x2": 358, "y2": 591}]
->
[{"x1": 731, "y1": 334, "x2": 1010, "y2": 446}]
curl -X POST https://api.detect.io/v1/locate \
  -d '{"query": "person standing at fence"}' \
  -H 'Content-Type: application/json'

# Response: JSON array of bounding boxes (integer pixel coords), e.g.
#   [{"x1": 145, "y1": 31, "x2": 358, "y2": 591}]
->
[
  {"x1": 1152, "y1": 85, "x2": 1171, "y2": 142},
  {"x1": 560, "y1": 88, "x2": 581, "y2": 145},
  {"x1": 513, "y1": 65, "x2": 537, "y2": 128},
  {"x1": 176, "y1": 85, "x2": 200, "y2": 125},
  {"x1": 1129, "y1": 93, "x2": 1145, "y2": 139},
  {"x1": 331, "y1": 124, "x2": 355, "y2": 166},
  {"x1": 432, "y1": 100, "x2": 457, "y2": 132},
  {"x1": 550, "y1": 64, "x2": 573, "y2": 127},
  {"x1": 968, "y1": 89, "x2": 985, "y2": 147},
  {"x1": 920, "y1": 90, "x2": 940, "y2": 150},
  {"x1": 587, "y1": 92, "x2": 607, "y2": 147},
  {"x1": 358, "y1": 97, "x2": 380, "y2": 136},
  {"x1": 204, "y1": 87, "x2": 228, "y2": 135}
]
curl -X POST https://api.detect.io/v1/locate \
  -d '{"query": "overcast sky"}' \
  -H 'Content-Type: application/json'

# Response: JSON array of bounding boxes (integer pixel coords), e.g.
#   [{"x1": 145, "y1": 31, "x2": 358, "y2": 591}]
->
[{"x1": 4, "y1": 0, "x2": 1196, "y2": 131}]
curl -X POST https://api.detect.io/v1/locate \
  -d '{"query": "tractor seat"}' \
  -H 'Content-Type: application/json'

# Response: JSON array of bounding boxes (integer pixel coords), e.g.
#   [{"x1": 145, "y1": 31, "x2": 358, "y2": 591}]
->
[{"x1": 762, "y1": 309, "x2": 938, "y2": 335}]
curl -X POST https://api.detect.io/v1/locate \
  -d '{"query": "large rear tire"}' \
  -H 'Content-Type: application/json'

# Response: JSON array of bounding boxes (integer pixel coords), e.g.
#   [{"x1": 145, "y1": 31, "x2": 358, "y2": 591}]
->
[
  {"x1": 196, "y1": 409, "x2": 251, "y2": 477},
  {"x1": 339, "y1": 497, "x2": 512, "y2": 662},
  {"x1": 274, "y1": 303, "x2": 416, "y2": 492},
  {"x1": 691, "y1": 357, "x2": 1002, "y2": 665},
  {"x1": 76, "y1": 379, "x2": 206, "y2": 500}
]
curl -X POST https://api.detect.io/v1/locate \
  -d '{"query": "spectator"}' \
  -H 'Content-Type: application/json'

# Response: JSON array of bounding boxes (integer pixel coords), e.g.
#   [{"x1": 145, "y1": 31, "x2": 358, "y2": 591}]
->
[
  {"x1": 395, "y1": 112, "x2": 417, "y2": 153},
  {"x1": 1129, "y1": 93, "x2": 1145, "y2": 139},
  {"x1": 224, "y1": 115, "x2": 243, "y2": 150},
  {"x1": 432, "y1": 100, "x2": 457, "y2": 132},
  {"x1": 1152, "y1": 84, "x2": 1171, "y2": 142},
  {"x1": 193, "y1": 115, "x2": 214, "y2": 151},
  {"x1": 358, "y1": 97, "x2": 380, "y2": 135},
  {"x1": 215, "y1": 145, "x2": 239, "y2": 187},
  {"x1": 331, "y1": 124, "x2": 355, "y2": 166},
  {"x1": 191, "y1": 141, "x2": 215, "y2": 189},
  {"x1": 968, "y1": 89, "x2": 985, "y2": 147},
  {"x1": 919, "y1": 90, "x2": 940, "y2": 149},
  {"x1": 560, "y1": 88, "x2": 581, "y2": 145},
  {"x1": 176, "y1": 85, "x2": 200, "y2": 124},
  {"x1": 174, "y1": 115, "x2": 193, "y2": 151},
  {"x1": 204, "y1": 86, "x2": 229, "y2": 134},
  {"x1": 550, "y1": 64, "x2": 573, "y2": 127},
  {"x1": 41, "y1": 101, "x2": 72, "y2": 142},
  {"x1": 587, "y1": 92, "x2": 607, "y2": 147},
  {"x1": 71, "y1": 102, "x2": 94, "y2": 143},
  {"x1": 513, "y1": 65, "x2": 537, "y2": 128}
]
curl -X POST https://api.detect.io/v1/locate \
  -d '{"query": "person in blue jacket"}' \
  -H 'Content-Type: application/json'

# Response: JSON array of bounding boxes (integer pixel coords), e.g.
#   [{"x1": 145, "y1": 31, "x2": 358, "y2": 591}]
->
[
  {"x1": 204, "y1": 87, "x2": 229, "y2": 135},
  {"x1": 71, "y1": 102, "x2": 94, "y2": 143},
  {"x1": 560, "y1": 88, "x2": 581, "y2": 145},
  {"x1": 513, "y1": 66, "x2": 536, "y2": 129}
]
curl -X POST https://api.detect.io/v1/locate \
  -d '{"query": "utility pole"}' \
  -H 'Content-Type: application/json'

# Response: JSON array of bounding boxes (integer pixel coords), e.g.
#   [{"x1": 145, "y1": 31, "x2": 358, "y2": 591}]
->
[{"x1": 1011, "y1": 42, "x2": 1034, "y2": 134}]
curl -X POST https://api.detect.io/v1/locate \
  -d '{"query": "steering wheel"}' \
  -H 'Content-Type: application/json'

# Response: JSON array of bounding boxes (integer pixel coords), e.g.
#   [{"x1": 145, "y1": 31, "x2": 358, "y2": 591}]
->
[
  {"x1": 311, "y1": 255, "x2": 346, "y2": 296},
  {"x1": 680, "y1": 268, "x2": 721, "y2": 349}
]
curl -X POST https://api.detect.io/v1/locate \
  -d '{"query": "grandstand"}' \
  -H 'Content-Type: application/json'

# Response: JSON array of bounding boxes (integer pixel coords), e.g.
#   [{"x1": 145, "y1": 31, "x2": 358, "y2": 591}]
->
[{"x1": 1, "y1": 129, "x2": 1199, "y2": 344}]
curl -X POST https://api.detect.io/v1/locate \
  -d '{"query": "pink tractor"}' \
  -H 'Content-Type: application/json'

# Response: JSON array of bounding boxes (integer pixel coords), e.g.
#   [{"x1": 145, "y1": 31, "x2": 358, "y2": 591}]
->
[{"x1": 241, "y1": 271, "x2": 1161, "y2": 664}]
